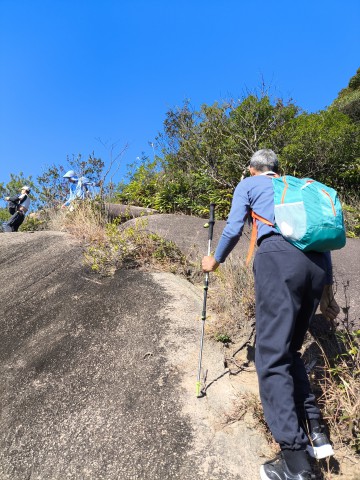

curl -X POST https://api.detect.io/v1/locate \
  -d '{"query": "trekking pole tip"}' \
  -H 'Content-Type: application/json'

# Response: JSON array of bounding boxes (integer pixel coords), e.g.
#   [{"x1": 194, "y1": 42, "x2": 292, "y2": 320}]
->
[
  {"x1": 196, "y1": 381, "x2": 201, "y2": 397},
  {"x1": 196, "y1": 381, "x2": 206, "y2": 398}
]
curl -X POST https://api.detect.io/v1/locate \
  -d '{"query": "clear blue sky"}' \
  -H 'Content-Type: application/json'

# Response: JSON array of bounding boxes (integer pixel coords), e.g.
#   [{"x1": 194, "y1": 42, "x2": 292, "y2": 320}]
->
[{"x1": 0, "y1": 0, "x2": 359, "y2": 188}]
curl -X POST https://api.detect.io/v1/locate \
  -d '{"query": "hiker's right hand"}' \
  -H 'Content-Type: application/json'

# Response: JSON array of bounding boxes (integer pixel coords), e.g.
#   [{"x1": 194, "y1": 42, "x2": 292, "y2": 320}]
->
[
  {"x1": 5, "y1": 197, "x2": 9, "y2": 201},
  {"x1": 202, "y1": 256, "x2": 219, "y2": 272},
  {"x1": 320, "y1": 285, "x2": 340, "y2": 321}
]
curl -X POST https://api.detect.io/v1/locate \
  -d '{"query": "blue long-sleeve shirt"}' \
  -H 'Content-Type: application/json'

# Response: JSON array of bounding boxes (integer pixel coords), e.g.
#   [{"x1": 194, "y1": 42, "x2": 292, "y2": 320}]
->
[
  {"x1": 63, "y1": 176, "x2": 98, "y2": 207},
  {"x1": 214, "y1": 173, "x2": 333, "y2": 283}
]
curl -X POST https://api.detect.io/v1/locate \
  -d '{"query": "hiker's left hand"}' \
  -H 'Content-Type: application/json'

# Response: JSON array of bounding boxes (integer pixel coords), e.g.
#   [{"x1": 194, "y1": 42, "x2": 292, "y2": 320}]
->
[
  {"x1": 202, "y1": 256, "x2": 219, "y2": 272},
  {"x1": 320, "y1": 285, "x2": 340, "y2": 321}
]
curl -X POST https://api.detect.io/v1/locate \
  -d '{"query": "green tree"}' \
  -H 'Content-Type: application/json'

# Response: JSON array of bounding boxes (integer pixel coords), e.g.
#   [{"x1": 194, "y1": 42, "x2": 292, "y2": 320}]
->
[
  {"x1": 116, "y1": 155, "x2": 160, "y2": 208},
  {"x1": 116, "y1": 76, "x2": 359, "y2": 219},
  {"x1": 280, "y1": 109, "x2": 360, "y2": 196},
  {"x1": 331, "y1": 67, "x2": 360, "y2": 123},
  {"x1": 156, "y1": 94, "x2": 299, "y2": 190}
]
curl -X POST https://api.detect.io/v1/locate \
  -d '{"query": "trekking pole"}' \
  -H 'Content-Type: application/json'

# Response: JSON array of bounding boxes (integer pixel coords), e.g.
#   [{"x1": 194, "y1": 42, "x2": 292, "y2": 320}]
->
[{"x1": 196, "y1": 203, "x2": 215, "y2": 398}]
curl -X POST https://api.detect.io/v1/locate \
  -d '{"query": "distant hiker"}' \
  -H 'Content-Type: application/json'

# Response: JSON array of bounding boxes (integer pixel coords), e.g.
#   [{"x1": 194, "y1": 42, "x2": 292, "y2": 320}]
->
[
  {"x1": 61, "y1": 170, "x2": 99, "y2": 209},
  {"x1": 3, "y1": 186, "x2": 31, "y2": 232},
  {"x1": 202, "y1": 149, "x2": 340, "y2": 480}
]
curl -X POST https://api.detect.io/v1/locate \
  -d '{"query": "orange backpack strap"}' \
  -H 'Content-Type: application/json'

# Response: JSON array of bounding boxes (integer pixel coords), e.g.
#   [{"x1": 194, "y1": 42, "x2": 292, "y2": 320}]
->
[{"x1": 245, "y1": 211, "x2": 274, "y2": 266}]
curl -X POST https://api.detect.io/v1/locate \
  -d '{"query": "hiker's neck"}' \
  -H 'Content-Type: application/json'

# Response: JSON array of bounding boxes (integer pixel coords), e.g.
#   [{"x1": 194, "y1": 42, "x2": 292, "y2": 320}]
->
[{"x1": 249, "y1": 167, "x2": 277, "y2": 176}]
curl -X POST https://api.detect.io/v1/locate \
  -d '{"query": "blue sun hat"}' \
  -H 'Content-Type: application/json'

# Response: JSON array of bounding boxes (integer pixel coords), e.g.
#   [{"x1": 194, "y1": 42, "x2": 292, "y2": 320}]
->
[{"x1": 63, "y1": 170, "x2": 77, "y2": 179}]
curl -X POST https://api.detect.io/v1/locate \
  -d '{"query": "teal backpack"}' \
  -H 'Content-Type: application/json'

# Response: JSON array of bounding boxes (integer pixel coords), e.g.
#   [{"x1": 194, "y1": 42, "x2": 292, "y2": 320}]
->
[{"x1": 272, "y1": 175, "x2": 346, "y2": 252}]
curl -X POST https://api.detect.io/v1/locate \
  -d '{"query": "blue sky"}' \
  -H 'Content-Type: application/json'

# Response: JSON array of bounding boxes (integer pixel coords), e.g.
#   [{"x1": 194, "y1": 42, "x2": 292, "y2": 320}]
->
[{"x1": 0, "y1": 0, "x2": 359, "y2": 190}]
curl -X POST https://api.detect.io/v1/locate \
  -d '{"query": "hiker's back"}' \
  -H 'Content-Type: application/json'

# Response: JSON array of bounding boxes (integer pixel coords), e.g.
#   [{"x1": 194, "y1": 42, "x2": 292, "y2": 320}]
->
[{"x1": 239, "y1": 175, "x2": 277, "y2": 240}]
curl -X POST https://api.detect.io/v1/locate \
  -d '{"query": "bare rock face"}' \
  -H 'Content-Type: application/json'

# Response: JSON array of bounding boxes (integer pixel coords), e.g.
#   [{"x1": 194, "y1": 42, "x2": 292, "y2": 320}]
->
[
  {"x1": 120, "y1": 213, "x2": 360, "y2": 328},
  {"x1": 0, "y1": 231, "x2": 269, "y2": 480},
  {"x1": 0, "y1": 219, "x2": 359, "y2": 480},
  {"x1": 118, "y1": 213, "x2": 252, "y2": 262},
  {"x1": 105, "y1": 203, "x2": 157, "y2": 221}
]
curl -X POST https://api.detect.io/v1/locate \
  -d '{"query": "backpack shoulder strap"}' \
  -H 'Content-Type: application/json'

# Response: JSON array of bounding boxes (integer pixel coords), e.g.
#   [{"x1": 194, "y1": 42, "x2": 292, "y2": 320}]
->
[
  {"x1": 245, "y1": 211, "x2": 274, "y2": 266},
  {"x1": 245, "y1": 172, "x2": 277, "y2": 266}
]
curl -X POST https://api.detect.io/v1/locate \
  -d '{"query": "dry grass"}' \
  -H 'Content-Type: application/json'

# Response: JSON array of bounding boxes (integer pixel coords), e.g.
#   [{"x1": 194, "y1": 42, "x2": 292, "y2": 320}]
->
[
  {"x1": 309, "y1": 326, "x2": 360, "y2": 455},
  {"x1": 57, "y1": 200, "x2": 107, "y2": 243},
  {"x1": 38, "y1": 200, "x2": 190, "y2": 277},
  {"x1": 61, "y1": 204, "x2": 190, "y2": 277},
  {"x1": 206, "y1": 252, "x2": 255, "y2": 344}
]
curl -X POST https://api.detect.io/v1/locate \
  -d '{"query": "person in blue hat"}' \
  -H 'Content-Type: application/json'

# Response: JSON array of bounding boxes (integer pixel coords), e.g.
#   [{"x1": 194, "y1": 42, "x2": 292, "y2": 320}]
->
[
  {"x1": 62, "y1": 170, "x2": 82, "y2": 208},
  {"x1": 61, "y1": 170, "x2": 100, "y2": 208}
]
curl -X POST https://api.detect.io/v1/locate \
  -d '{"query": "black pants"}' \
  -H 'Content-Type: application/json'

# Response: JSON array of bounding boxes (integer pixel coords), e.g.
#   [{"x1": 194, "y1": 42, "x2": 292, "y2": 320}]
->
[
  {"x1": 7, "y1": 211, "x2": 25, "y2": 232},
  {"x1": 8, "y1": 201, "x2": 17, "y2": 215},
  {"x1": 253, "y1": 235, "x2": 327, "y2": 450}
]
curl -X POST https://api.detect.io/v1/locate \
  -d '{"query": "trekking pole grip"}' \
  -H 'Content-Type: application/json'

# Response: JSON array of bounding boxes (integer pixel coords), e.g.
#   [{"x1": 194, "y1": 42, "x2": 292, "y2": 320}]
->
[{"x1": 208, "y1": 203, "x2": 215, "y2": 242}]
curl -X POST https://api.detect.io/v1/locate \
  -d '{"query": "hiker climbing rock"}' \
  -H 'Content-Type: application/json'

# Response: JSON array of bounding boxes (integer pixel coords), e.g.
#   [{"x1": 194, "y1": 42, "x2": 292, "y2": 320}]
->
[
  {"x1": 62, "y1": 170, "x2": 99, "y2": 209},
  {"x1": 2, "y1": 185, "x2": 31, "y2": 232},
  {"x1": 202, "y1": 149, "x2": 342, "y2": 480}
]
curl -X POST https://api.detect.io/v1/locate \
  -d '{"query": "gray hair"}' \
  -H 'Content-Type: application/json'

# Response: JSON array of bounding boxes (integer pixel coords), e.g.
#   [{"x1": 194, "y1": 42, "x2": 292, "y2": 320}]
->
[{"x1": 249, "y1": 149, "x2": 279, "y2": 173}]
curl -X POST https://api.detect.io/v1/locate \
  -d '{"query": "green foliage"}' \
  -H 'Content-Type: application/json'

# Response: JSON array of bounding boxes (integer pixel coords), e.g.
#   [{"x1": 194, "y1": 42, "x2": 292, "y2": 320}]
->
[
  {"x1": 332, "y1": 67, "x2": 360, "y2": 123},
  {"x1": 151, "y1": 171, "x2": 231, "y2": 217},
  {"x1": 118, "y1": 74, "x2": 359, "y2": 219},
  {"x1": 68, "y1": 152, "x2": 104, "y2": 180},
  {"x1": 36, "y1": 164, "x2": 66, "y2": 208},
  {"x1": 157, "y1": 94, "x2": 299, "y2": 190},
  {"x1": 115, "y1": 156, "x2": 160, "y2": 207},
  {"x1": 343, "y1": 202, "x2": 360, "y2": 238},
  {"x1": 227, "y1": 95, "x2": 299, "y2": 175},
  {"x1": 116, "y1": 92, "x2": 300, "y2": 219},
  {"x1": 116, "y1": 156, "x2": 233, "y2": 218},
  {"x1": 0, "y1": 208, "x2": 10, "y2": 222},
  {"x1": 19, "y1": 215, "x2": 46, "y2": 232},
  {"x1": 215, "y1": 333, "x2": 231, "y2": 344},
  {"x1": 280, "y1": 109, "x2": 360, "y2": 195},
  {"x1": 84, "y1": 217, "x2": 187, "y2": 276}
]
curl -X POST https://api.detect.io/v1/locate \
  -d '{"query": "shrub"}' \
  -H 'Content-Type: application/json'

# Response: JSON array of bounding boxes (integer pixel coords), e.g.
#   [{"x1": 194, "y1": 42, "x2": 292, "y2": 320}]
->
[
  {"x1": 19, "y1": 215, "x2": 47, "y2": 231},
  {"x1": 312, "y1": 323, "x2": 360, "y2": 454},
  {"x1": 83, "y1": 216, "x2": 188, "y2": 277},
  {"x1": 343, "y1": 200, "x2": 360, "y2": 238}
]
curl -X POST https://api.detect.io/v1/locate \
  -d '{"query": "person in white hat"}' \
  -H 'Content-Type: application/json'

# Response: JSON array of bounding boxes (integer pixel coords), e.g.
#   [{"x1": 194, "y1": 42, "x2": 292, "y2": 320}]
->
[{"x1": 3, "y1": 186, "x2": 31, "y2": 232}]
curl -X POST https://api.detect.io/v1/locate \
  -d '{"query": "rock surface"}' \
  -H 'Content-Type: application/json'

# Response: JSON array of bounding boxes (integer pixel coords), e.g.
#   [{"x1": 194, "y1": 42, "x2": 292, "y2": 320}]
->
[
  {"x1": 122, "y1": 213, "x2": 360, "y2": 328},
  {"x1": 0, "y1": 231, "x2": 269, "y2": 480},
  {"x1": 0, "y1": 223, "x2": 359, "y2": 480}
]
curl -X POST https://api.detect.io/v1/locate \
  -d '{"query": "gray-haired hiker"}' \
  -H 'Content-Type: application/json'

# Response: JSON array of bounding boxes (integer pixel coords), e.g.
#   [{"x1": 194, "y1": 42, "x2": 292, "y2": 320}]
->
[
  {"x1": 3, "y1": 186, "x2": 31, "y2": 232},
  {"x1": 202, "y1": 149, "x2": 340, "y2": 480}
]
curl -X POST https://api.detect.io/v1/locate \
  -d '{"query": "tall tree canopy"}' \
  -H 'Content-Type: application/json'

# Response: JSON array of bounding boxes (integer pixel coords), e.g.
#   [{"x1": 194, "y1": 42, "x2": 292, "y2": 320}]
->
[{"x1": 117, "y1": 76, "x2": 360, "y2": 218}]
